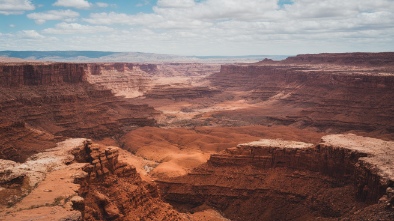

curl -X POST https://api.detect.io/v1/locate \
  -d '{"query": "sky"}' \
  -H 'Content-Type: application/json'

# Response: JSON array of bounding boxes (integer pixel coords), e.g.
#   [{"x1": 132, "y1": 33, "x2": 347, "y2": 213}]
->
[{"x1": 0, "y1": 0, "x2": 393, "y2": 56}]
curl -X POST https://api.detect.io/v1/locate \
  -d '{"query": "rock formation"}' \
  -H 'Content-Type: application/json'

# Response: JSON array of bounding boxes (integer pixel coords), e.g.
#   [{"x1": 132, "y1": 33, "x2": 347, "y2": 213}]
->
[
  {"x1": 0, "y1": 62, "x2": 158, "y2": 162},
  {"x1": 158, "y1": 134, "x2": 394, "y2": 220},
  {"x1": 0, "y1": 137, "x2": 231, "y2": 220},
  {"x1": 0, "y1": 63, "x2": 85, "y2": 87},
  {"x1": 282, "y1": 52, "x2": 394, "y2": 66},
  {"x1": 0, "y1": 138, "x2": 88, "y2": 220},
  {"x1": 75, "y1": 141, "x2": 187, "y2": 220},
  {"x1": 85, "y1": 63, "x2": 220, "y2": 99},
  {"x1": 209, "y1": 56, "x2": 394, "y2": 136},
  {"x1": 0, "y1": 121, "x2": 56, "y2": 162},
  {"x1": 0, "y1": 138, "x2": 180, "y2": 220}
]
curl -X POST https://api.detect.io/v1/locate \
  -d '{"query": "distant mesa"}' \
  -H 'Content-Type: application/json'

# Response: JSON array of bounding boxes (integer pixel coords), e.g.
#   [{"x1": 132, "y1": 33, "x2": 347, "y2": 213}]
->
[{"x1": 284, "y1": 52, "x2": 394, "y2": 66}]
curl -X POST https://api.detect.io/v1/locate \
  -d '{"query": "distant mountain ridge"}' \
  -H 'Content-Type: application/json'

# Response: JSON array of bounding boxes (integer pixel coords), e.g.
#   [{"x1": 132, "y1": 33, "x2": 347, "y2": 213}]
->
[
  {"x1": 0, "y1": 51, "x2": 114, "y2": 59},
  {"x1": 0, "y1": 51, "x2": 288, "y2": 63}
]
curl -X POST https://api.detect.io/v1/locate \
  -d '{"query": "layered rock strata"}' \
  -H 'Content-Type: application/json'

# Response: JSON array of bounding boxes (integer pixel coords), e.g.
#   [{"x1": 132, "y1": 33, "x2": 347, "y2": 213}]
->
[
  {"x1": 158, "y1": 134, "x2": 394, "y2": 220},
  {"x1": 0, "y1": 121, "x2": 56, "y2": 162},
  {"x1": 282, "y1": 52, "x2": 394, "y2": 66},
  {"x1": 0, "y1": 62, "x2": 158, "y2": 162},
  {"x1": 74, "y1": 141, "x2": 189, "y2": 220},
  {"x1": 85, "y1": 63, "x2": 153, "y2": 98},
  {"x1": 85, "y1": 63, "x2": 220, "y2": 98},
  {"x1": 0, "y1": 63, "x2": 85, "y2": 87},
  {"x1": 209, "y1": 59, "x2": 394, "y2": 135},
  {"x1": 210, "y1": 134, "x2": 393, "y2": 201},
  {"x1": 145, "y1": 86, "x2": 220, "y2": 100}
]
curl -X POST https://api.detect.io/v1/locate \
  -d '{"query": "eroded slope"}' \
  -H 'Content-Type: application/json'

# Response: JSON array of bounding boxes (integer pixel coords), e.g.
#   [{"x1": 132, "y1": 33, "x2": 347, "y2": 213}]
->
[
  {"x1": 158, "y1": 134, "x2": 394, "y2": 220},
  {"x1": 0, "y1": 62, "x2": 158, "y2": 162},
  {"x1": 208, "y1": 55, "x2": 394, "y2": 137}
]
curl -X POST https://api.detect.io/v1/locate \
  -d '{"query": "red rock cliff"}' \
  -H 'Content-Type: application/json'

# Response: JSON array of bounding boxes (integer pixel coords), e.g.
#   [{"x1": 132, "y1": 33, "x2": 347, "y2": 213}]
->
[
  {"x1": 210, "y1": 61, "x2": 394, "y2": 135},
  {"x1": 283, "y1": 52, "x2": 394, "y2": 66},
  {"x1": 0, "y1": 63, "x2": 87, "y2": 87},
  {"x1": 0, "y1": 62, "x2": 158, "y2": 162},
  {"x1": 158, "y1": 135, "x2": 394, "y2": 220},
  {"x1": 74, "y1": 141, "x2": 186, "y2": 220}
]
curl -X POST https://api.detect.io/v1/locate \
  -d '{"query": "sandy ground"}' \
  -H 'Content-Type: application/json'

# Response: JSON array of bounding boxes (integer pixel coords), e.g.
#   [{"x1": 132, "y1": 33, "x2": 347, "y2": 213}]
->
[
  {"x1": 120, "y1": 125, "x2": 325, "y2": 179},
  {"x1": 0, "y1": 139, "x2": 87, "y2": 220}
]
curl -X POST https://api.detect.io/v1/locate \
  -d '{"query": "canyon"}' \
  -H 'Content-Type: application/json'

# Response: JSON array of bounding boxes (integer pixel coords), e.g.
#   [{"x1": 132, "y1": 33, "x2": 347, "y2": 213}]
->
[{"x1": 0, "y1": 52, "x2": 393, "y2": 220}]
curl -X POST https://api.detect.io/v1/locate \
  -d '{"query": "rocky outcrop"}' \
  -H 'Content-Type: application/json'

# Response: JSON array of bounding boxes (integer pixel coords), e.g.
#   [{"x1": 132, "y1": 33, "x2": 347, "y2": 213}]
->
[
  {"x1": 0, "y1": 138, "x2": 88, "y2": 220},
  {"x1": 210, "y1": 135, "x2": 394, "y2": 201},
  {"x1": 75, "y1": 141, "x2": 187, "y2": 220},
  {"x1": 76, "y1": 141, "x2": 137, "y2": 180},
  {"x1": 158, "y1": 134, "x2": 394, "y2": 220}
]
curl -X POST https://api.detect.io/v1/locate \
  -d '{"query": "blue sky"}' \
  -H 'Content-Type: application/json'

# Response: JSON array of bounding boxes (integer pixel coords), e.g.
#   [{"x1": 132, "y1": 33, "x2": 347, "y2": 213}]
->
[
  {"x1": 0, "y1": 0, "x2": 393, "y2": 56},
  {"x1": 1, "y1": 1, "x2": 156, "y2": 32}
]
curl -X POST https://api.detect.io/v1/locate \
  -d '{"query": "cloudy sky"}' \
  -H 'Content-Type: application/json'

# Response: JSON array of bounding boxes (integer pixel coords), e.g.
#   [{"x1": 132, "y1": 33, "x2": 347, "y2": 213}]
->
[{"x1": 0, "y1": 0, "x2": 393, "y2": 56}]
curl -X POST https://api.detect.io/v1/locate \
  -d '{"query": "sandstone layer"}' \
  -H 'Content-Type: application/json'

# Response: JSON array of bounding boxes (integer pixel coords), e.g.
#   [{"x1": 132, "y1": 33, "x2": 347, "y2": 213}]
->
[
  {"x1": 0, "y1": 62, "x2": 158, "y2": 162},
  {"x1": 158, "y1": 134, "x2": 394, "y2": 220},
  {"x1": 208, "y1": 54, "x2": 394, "y2": 137}
]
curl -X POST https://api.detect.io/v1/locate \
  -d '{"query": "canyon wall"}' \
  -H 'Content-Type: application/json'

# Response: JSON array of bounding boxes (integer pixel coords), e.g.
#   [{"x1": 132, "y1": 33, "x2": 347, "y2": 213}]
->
[
  {"x1": 210, "y1": 62, "x2": 394, "y2": 135},
  {"x1": 158, "y1": 135, "x2": 394, "y2": 220},
  {"x1": 209, "y1": 135, "x2": 393, "y2": 202},
  {"x1": 0, "y1": 62, "x2": 158, "y2": 162},
  {"x1": 282, "y1": 52, "x2": 394, "y2": 66},
  {"x1": 0, "y1": 61, "x2": 221, "y2": 162},
  {"x1": 0, "y1": 63, "x2": 85, "y2": 87}
]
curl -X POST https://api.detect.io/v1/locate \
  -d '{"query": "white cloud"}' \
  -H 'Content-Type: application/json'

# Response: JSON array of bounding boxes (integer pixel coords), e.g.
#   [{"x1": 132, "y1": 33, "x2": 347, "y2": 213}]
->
[
  {"x1": 42, "y1": 22, "x2": 113, "y2": 34},
  {"x1": 85, "y1": 11, "x2": 214, "y2": 30},
  {"x1": 157, "y1": 0, "x2": 195, "y2": 8},
  {"x1": 96, "y1": 2, "x2": 108, "y2": 8},
  {"x1": 136, "y1": 0, "x2": 152, "y2": 7},
  {"x1": 284, "y1": 0, "x2": 394, "y2": 19},
  {"x1": 0, "y1": 0, "x2": 34, "y2": 15},
  {"x1": 27, "y1": 10, "x2": 79, "y2": 24},
  {"x1": 2, "y1": 0, "x2": 394, "y2": 55},
  {"x1": 53, "y1": 0, "x2": 91, "y2": 9},
  {"x1": 84, "y1": 12, "x2": 163, "y2": 26},
  {"x1": 80, "y1": 0, "x2": 394, "y2": 55},
  {"x1": 18, "y1": 30, "x2": 45, "y2": 39},
  {"x1": 153, "y1": 0, "x2": 279, "y2": 21}
]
